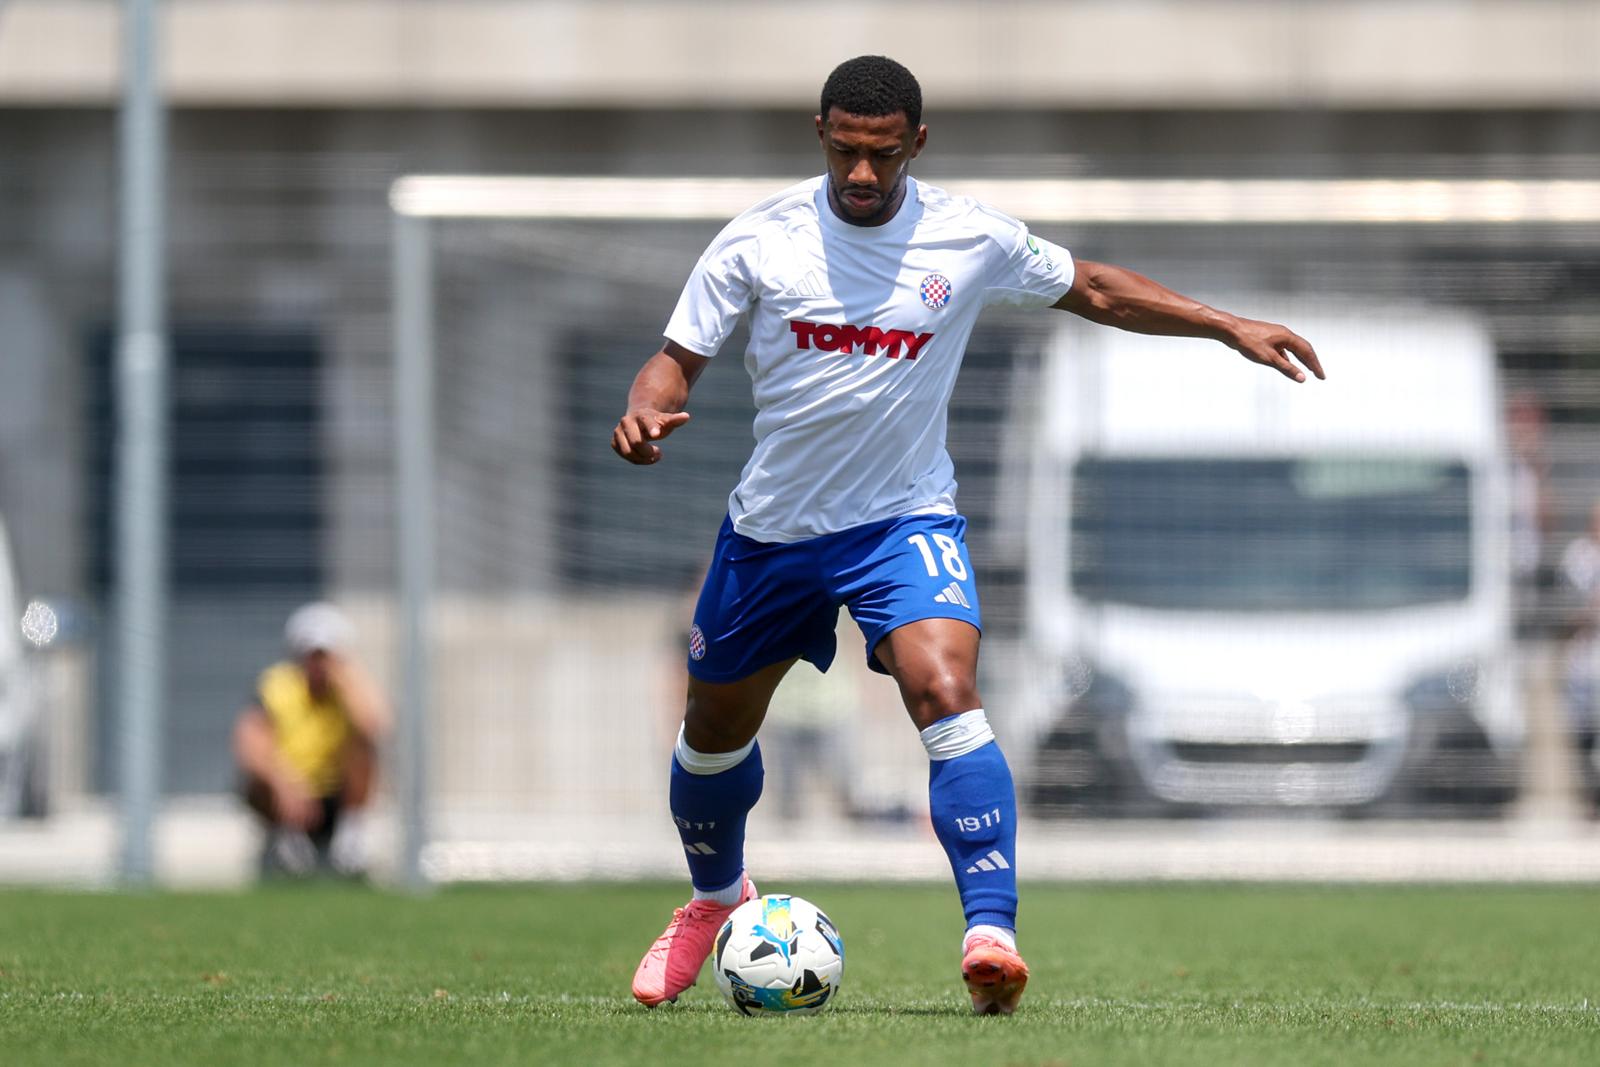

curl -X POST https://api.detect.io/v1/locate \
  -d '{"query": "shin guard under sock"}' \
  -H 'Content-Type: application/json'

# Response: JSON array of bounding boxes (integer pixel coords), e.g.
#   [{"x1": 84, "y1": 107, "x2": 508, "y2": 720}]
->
[
  {"x1": 923, "y1": 710, "x2": 1018, "y2": 932},
  {"x1": 669, "y1": 727, "x2": 763, "y2": 894}
]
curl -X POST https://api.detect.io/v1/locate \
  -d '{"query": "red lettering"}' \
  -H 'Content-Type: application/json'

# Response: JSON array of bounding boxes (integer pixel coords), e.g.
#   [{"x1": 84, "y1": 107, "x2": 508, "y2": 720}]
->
[
  {"x1": 901, "y1": 332, "x2": 935, "y2": 361},
  {"x1": 789, "y1": 319, "x2": 933, "y2": 361},
  {"x1": 855, "y1": 326, "x2": 889, "y2": 356}
]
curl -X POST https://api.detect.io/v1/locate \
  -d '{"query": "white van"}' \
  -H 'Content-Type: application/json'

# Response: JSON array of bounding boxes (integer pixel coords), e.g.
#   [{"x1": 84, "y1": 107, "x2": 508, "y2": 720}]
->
[
  {"x1": 0, "y1": 514, "x2": 45, "y2": 818},
  {"x1": 1014, "y1": 303, "x2": 1519, "y2": 813}
]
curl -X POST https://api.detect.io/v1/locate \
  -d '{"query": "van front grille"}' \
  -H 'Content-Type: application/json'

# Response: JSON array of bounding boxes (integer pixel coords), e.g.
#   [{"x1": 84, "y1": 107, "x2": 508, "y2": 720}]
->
[{"x1": 1170, "y1": 742, "x2": 1370, "y2": 765}]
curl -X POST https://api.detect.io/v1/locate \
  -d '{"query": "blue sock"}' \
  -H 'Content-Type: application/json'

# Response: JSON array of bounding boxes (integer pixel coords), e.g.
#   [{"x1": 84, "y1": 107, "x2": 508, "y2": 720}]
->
[
  {"x1": 923, "y1": 711, "x2": 1018, "y2": 932},
  {"x1": 669, "y1": 734, "x2": 763, "y2": 894}
]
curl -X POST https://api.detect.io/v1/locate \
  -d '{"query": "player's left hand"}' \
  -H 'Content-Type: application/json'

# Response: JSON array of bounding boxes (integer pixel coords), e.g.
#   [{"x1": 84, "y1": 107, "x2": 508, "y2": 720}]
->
[{"x1": 1226, "y1": 317, "x2": 1324, "y2": 383}]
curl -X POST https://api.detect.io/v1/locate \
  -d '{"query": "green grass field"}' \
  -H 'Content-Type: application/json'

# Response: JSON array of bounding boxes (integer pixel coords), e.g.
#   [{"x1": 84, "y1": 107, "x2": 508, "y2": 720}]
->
[{"x1": 1, "y1": 882, "x2": 1597, "y2": 1066}]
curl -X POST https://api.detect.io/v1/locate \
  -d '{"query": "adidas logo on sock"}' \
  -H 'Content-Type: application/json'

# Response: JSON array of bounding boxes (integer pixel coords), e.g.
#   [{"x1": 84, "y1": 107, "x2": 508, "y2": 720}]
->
[
  {"x1": 965, "y1": 850, "x2": 1011, "y2": 874},
  {"x1": 932, "y1": 582, "x2": 972, "y2": 609},
  {"x1": 685, "y1": 842, "x2": 718, "y2": 856}
]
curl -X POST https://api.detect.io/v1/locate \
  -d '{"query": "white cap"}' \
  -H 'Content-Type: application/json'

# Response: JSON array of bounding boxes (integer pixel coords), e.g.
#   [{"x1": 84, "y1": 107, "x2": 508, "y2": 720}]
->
[{"x1": 284, "y1": 602, "x2": 354, "y2": 656}]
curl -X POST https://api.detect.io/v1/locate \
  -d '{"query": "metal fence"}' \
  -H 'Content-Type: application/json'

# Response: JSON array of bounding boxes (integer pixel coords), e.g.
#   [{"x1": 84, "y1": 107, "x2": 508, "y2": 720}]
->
[{"x1": 4, "y1": 147, "x2": 1600, "y2": 883}]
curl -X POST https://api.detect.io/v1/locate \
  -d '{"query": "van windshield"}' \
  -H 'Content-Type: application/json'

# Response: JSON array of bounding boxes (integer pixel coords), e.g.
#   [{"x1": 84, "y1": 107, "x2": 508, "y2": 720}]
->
[{"x1": 1070, "y1": 457, "x2": 1473, "y2": 611}]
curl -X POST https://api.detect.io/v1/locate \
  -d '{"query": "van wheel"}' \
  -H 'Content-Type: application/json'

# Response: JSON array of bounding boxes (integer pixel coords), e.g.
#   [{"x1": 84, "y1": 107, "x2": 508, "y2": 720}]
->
[
  {"x1": 1027, "y1": 710, "x2": 1146, "y2": 816},
  {"x1": 1390, "y1": 711, "x2": 1516, "y2": 816}
]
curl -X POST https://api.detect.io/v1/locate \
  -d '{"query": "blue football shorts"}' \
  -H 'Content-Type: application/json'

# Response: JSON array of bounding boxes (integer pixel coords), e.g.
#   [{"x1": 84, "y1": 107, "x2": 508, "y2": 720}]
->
[{"x1": 686, "y1": 512, "x2": 982, "y2": 683}]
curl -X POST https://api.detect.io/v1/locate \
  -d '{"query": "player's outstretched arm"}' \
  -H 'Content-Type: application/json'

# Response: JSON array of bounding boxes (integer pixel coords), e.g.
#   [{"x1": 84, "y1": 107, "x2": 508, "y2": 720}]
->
[
  {"x1": 611, "y1": 340, "x2": 712, "y2": 465},
  {"x1": 1052, "y1": 259, "x2": 1324, "y2": 383}
]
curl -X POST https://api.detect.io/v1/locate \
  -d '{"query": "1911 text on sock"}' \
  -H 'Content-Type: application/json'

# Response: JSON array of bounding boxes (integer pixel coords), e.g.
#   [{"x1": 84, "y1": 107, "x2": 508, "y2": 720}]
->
[{"x1": 953, "y1": 808, "x2": 1003, "y2": 833}]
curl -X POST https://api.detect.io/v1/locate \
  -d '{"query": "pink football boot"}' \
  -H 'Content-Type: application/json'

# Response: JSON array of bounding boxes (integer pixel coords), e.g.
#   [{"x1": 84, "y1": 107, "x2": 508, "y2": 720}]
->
[
  {"x1": 961, "y1": 932, "x2": 1030, "y2": 1016},
  {"x1": 631, "y1": 875, "x2": 758, "y2": 1006}
]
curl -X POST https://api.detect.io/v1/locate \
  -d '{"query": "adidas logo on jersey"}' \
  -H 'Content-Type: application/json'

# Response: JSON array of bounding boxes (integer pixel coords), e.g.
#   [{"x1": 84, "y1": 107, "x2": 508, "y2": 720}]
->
[
  {"x1": 933, "y1": 582, "x2": 972, "y2": 609},
  {"x1": 780, "y1": 271, "x2": 826, "y2": 299},
  {"x1": 965, "y1": 850, "x2": 1011, "y2": 874},
  {"x1": 790, "y1": 319, "x2": 934, "y2": 361}
]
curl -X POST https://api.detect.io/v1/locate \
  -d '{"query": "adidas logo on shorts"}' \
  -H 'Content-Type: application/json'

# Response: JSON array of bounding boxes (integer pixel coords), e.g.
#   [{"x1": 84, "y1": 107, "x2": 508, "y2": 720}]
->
[{"x1": 932, "y1": 582, "x2": 972, "y2": 609}]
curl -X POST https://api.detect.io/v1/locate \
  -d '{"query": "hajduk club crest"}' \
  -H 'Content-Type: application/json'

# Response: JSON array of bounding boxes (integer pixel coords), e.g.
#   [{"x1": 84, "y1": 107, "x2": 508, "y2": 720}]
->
[{"x1": 919, "y1": 273, "x2": 952, "y2": 310}]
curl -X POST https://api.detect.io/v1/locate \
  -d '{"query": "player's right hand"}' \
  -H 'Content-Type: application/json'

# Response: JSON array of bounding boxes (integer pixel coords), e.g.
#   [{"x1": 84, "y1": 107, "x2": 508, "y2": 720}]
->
[{"x1": 612, "y1": 409, "x2": 692, "y2": 465}]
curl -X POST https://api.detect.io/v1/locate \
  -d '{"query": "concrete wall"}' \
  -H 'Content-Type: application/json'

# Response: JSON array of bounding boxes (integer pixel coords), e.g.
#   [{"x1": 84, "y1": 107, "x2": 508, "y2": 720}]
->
[{"x1": 2, "y1": 1, "x2": 1599, "y2": 108}]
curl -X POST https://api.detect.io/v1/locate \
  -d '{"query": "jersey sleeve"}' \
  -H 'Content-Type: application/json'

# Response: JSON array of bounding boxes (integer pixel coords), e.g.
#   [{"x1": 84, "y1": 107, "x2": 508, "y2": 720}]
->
[
  {"x1": 663, "y1": 227, "x2": 758, "y2": 357},
  {"x1": 981, "y1": 214, "x2": 1075, "y2": 308}
]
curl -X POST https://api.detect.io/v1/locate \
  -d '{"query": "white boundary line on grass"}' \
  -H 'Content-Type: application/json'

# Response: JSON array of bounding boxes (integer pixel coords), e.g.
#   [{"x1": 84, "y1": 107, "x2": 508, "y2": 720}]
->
[{"x1": 417, "y1": 825, "x2": 1600, "y2": 885}]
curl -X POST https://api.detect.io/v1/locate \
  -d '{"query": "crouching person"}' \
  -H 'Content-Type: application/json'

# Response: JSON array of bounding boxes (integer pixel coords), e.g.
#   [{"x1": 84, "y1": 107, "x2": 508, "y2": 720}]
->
[{"x1": 234, "y1": 602, "x2": 390, "y2": 878}]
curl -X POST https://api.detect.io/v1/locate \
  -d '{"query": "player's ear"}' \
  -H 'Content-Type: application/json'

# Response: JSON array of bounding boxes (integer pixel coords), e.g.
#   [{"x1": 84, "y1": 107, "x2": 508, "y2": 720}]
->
[
  {"x1": 815, "y1": 115, "x2": 826, "y2": 142},
  {"x1": 911, "y1": 124, "x2": 927, "y2": 159}
]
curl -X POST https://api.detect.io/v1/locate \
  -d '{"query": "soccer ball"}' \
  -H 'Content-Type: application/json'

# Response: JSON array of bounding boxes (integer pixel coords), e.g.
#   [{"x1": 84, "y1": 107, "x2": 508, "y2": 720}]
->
[{"x1": 712, "y1": 894, "x2": 844, "y2": 1016}]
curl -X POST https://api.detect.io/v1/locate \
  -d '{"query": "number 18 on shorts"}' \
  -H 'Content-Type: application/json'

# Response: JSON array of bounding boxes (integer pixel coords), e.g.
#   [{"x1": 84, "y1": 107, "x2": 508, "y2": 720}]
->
[{"x1": 688, "y1": 513, "x2": 982, "y2": 682}]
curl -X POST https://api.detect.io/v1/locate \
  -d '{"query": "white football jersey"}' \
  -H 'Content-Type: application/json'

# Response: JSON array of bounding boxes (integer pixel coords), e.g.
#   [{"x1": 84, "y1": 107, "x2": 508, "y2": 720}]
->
[{"x1": 664, "y1": 175, "x2": 1074, "y2": 543}]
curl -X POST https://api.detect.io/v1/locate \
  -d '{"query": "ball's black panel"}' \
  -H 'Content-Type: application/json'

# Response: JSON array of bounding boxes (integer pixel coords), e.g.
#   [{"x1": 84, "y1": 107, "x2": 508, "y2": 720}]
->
[
  {"x1": 792, "y1": 969, "x2": 827, "y2": 995},
  {"x1": 724, "y1": 972, "x2": 763, "y2": 1016},
  {"x1": 815, "y1": 912, "x2": 844, "y2": 959},
  {"x1": 788, "y1": 967, "x2": 834, "y2": 1010},
  {"x1": 714, "y1": 923, "x2": 733, "y2": 969}
]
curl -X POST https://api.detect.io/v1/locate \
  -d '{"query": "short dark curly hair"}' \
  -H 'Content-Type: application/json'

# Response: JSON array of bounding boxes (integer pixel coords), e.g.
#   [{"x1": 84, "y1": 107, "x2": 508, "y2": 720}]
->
[{"x1": 820, "y1": 55, "x2": 922, "y2": 128}]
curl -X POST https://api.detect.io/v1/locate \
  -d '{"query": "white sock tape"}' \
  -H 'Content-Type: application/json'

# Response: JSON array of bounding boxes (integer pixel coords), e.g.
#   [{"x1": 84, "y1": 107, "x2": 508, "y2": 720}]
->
[
  {"x1": 964, "y1": 924, "x2": 1017, "y2": 953},
  {"x1": 919, "y1": 709, "x2": 995, "y2": 761},
  {"x1": 674, "y1": 723, "x2": 756, "y2": 775}
]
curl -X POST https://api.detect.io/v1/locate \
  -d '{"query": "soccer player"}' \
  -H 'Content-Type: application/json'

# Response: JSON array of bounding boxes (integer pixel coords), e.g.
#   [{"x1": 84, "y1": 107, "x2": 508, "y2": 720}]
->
[{"x1": 614, "y1": 55, "x2": 1322, "y2": 1015}]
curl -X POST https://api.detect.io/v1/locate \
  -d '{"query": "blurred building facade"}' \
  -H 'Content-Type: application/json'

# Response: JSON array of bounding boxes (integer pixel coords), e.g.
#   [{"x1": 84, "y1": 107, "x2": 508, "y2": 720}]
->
[{"x1": 2, "y1": 0, "x2": 1600, "y2": 802}]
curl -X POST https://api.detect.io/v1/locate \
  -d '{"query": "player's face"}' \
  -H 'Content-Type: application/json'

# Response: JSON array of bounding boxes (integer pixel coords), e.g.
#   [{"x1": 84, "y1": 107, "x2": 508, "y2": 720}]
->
[{"x1": 816, "y1": 107, "x2": 926, "y2": 224}]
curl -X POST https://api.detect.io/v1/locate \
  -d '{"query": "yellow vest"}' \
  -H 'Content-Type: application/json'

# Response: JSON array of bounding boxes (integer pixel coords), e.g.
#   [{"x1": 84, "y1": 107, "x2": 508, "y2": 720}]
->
[{"x1": 256, "y1": 661, "x2": 353, "y2": 797}]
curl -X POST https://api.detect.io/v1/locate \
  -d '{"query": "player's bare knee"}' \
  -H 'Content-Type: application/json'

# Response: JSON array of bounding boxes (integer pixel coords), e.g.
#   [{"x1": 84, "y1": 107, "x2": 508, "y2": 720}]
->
[
  {"x1": 901, "y1": 669, "x2": 981, "y2": 730},
  {"x1": 683, "y1": 718, "x2": 760, "y2": 754},
  {"x1": 682, "y1": 702, "x2": 763, "y2": 754},
  {"x1": 683, "y1": 659, "x2": 792, "y2": 752}
]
